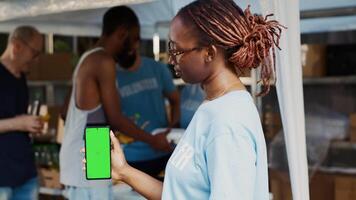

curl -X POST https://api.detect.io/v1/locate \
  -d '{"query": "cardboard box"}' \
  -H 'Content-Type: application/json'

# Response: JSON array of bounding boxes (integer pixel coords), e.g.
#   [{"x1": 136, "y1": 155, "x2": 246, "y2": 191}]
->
[
  {"x1": 310, "y1": 173, "x2": 335, "y2": 200},
  {"x1": 350, "y1": 128, "x2": 356, "y2": 143},
  {"x1": 335, "y1": 176, "x2": 356, "y2": 200},
  {"x1": 269, "y1": 170, "x2": 292, "y2": 200},
  {"x1": 301, "y1": 44, "x2": 326, "y2": 77},
  {"x1": 38, "y1": 168, "x2": 62, "y2": 189},
  {"x1": 350, "y1": 113, "x2": 356, "y2": 127},
  {"x1": 27, "y1": 63, "x2": 41, "y2": 81},
  {"x1": 28, "y1": 53, "x2": 74, "y2": 81},
  {"x1": 269, "y1": 169, "x2": 336, "y2": 200}
]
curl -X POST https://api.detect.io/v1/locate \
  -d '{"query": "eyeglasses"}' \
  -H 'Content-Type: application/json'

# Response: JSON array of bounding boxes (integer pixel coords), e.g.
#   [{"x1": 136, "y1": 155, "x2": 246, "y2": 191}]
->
[
  {"x1": 168, "y1": 40, "x2": 202, "y2": 64},
  {"x1": 18, "y1": 38, "x2": 41, "y2": 60}
]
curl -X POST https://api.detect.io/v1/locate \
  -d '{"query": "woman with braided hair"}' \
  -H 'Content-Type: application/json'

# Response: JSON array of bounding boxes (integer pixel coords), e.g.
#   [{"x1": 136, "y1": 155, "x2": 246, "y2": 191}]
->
[{"x1": 94, "y1": 0, "x2": 284, "y2": 199}]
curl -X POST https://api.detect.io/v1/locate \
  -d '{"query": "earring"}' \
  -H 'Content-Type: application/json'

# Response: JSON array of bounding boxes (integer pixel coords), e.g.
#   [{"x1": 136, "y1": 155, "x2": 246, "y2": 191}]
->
[{"x1": 175, "y1": 71, "x2": 181, "y2": 77}]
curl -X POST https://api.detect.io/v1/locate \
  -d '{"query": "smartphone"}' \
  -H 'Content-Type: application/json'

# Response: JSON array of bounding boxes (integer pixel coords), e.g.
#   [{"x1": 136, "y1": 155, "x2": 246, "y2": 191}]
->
[{"x1": 85, "y1": 126, "x2": 111, "y2": 180}]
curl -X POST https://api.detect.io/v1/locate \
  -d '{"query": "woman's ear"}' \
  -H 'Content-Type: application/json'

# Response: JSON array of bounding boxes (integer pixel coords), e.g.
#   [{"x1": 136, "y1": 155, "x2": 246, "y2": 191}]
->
[{"x1": 204, "y1": 45, "x2": 217, "y2": 63}]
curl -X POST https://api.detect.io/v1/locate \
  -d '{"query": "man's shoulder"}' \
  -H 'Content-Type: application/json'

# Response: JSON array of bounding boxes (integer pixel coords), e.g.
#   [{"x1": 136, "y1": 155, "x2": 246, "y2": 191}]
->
[
  {"x1": 83, "y1": 50, "x2": 113, "y2": 65},
  {"x1": 141, "y1": 56, "x2": 170, "y2": 75},
  {"x1": 79, "y1": 49, "x2": 115, "y2": 72}
]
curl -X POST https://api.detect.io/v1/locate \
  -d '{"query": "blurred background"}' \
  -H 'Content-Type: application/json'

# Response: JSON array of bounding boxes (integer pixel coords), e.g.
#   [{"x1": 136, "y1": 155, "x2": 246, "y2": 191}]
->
[{"x1": 0, "y1": 0, "x2": 355, "y2": 200}]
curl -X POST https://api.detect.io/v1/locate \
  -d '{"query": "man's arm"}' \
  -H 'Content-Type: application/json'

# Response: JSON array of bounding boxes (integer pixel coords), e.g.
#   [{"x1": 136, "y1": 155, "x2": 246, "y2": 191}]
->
[
  {"x1": 97, "y1": 57, "x2": 171, "y2": 152},
  {"x1": 165, "y1": 91, "x2": 180, "y2": 128},
  {"x1": 0, "y1": 115, "x2": 43, "y2": 134}
]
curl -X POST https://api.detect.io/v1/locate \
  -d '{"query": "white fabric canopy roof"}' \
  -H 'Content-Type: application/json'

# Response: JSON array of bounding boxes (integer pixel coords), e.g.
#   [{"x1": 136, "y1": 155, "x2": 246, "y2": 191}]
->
[
  {"x1": 0, "y1": 0, "x2": 167, "y2": 39},
  {"x1": 0, "y1": 0, "x2": 154, "y2": 21},
  {"x1": 0, "y1": 0, "x2": 355, "y2": 39}
]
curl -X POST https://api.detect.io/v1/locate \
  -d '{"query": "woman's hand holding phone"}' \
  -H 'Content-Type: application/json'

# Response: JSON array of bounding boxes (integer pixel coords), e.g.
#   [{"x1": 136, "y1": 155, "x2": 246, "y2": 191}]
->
[{"x1": 82, "y1": 129, "x2": 130, "y2": 181}]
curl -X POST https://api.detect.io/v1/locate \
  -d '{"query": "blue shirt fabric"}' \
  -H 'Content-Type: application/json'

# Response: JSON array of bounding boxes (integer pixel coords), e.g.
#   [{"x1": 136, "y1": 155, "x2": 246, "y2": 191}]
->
[
  {"x1": 0, "y1": 63, "x2": 37, "y2": 187},
  {"x1": 180, "y1": 84, "x2": 205, "y2": 129},
  {"x1": 116, "y1": 57, "x2": 176, "y2": 162},
  {"x1": 162, "y1": 91, "x2": 269, "y2": 200}
]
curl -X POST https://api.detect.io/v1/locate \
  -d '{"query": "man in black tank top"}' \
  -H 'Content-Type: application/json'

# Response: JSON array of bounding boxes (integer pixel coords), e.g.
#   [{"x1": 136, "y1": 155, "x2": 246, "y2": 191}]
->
[{"x1": 0, "y1": 26, "x2": 44, "y2": 199}]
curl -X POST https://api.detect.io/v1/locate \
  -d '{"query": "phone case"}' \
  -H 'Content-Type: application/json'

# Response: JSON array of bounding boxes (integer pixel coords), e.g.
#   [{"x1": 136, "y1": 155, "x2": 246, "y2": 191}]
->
[{"x1": 85, "y1": 125, "x2": 111, "y2": 180}]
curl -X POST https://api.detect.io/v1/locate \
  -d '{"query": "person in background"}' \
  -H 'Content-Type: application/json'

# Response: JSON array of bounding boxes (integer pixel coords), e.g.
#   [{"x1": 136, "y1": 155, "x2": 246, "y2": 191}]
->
[
  {"x1": 114, "y1": 6, "x2": 180, "y2": 179},
  {"x1": 179, "y1": 84, "x2": 205, "y2": 129},
  {"x1": 60, "y1": 6, "x2": 172, "y2": 200},
  {"x1": 93, "y1": 0, "x2": 285, "y2": 199},
  {"x1": 0, "y1": 26, "x2": 44, "y2": 200}
]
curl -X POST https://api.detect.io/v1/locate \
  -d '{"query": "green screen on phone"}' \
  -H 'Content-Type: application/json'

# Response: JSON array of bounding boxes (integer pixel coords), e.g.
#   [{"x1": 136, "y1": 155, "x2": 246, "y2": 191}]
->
[{"x1": 85, "y1": 126, "x2": 111, "y2": 180}]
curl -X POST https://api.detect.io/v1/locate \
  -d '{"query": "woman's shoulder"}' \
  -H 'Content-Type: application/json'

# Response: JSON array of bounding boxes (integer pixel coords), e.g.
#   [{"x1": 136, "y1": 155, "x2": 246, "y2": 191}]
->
[
  {"x1": 193, "y1": 91, "x2": 261, "y2": 138},
  {"x1": 198, "y1": 90, "x2": 254, "y2": 117}
]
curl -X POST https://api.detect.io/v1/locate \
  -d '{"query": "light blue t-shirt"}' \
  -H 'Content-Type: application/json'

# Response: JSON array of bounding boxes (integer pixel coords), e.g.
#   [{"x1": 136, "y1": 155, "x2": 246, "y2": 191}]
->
[
  {"x1": 162, "y1": 90, "x2": 269, "y2": 200},
  {"x1": 116, "y1": 57, "x2": 176, "y2": 162}
]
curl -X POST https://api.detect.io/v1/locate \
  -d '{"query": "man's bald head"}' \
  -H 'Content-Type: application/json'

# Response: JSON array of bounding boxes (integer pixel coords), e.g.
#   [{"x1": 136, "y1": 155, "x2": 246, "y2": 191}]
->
[
  {"x1": 4, "y1": 26, "x2": 43, "y2": 73},
  {"x1": 9, "y1": 26, "x2": 41, "y2": 44}
]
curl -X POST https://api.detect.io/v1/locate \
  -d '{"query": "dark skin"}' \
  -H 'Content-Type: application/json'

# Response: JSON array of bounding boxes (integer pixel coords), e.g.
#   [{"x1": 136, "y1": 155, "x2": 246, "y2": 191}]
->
[
  {"x1": 72, "y1": 27, "x2": 172, "y2": 152},
  {"x1": 118, "y1": 27, "x2": 181, "y2": 128},
  {"x1": 168, "y1": 17, "x2": 246, "y2": 96},
  {"x1": 83, "y1": 15, "x2": 247, "y2": 200}
]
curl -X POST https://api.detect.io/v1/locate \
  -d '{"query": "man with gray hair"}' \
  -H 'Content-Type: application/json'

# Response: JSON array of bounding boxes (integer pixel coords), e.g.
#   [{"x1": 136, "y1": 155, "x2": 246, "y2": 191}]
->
[{"x1": 0, "y1": 25, "x2": 44, "y2": 200}]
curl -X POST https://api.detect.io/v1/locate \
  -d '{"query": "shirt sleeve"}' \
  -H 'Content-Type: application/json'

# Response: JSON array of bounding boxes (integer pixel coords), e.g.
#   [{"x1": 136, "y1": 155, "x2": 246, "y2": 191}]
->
[
  {"x1": 159, "y1": 63, "x2": 176, "y2": 94},
  {"x1": 206, "y1": 129, "x2": 257, "y2": 200}
]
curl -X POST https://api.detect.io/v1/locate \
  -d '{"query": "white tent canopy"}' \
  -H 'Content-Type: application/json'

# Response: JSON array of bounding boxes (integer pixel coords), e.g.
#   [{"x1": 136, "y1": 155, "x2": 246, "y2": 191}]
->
[
  {"x1": 0, "y1": 0, "x2": 155, "y2": 21},
  {"x1": 0, "y1": 0, "x2": 169, "y2": 39},
  {"x1": 0, "y1": 0, "x2": 355, "y2": 39}
]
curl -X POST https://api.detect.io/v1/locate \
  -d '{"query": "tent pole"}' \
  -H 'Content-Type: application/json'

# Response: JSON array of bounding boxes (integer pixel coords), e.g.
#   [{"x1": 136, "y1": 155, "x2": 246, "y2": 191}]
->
[
  {"x1": 45, "y1": 33, "x2": 54, "y2": 54},
  {"x1": 73, "y1": 36, "x2": 78, "y2": 54}
]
